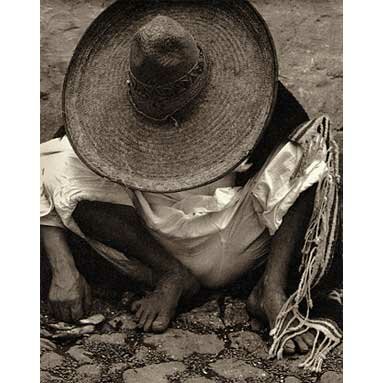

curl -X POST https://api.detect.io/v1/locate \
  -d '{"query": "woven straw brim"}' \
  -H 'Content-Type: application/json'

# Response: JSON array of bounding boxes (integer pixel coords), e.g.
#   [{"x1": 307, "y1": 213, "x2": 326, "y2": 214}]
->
[{"x1": 63, "y1": 0, "x2": 278, "y2": 192}]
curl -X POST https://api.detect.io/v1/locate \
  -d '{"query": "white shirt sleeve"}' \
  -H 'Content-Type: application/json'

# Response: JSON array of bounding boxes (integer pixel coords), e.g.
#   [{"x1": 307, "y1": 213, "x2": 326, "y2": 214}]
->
[
  {"x1": 252, "y1": 131, "x2": 328, "y2": 235},
  {"x1": 40, "y1": 136, "x2": 134, "y2": 231}
]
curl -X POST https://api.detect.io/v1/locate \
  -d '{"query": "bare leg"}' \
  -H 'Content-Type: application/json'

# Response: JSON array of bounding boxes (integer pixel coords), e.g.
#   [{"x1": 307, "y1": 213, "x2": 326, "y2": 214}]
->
[
  {"x1": 73, "y1": 201, "x2": 200, "y2": 332},
  {"x1": 247, "y1": 186, "x2": 316, "y2": 354}
]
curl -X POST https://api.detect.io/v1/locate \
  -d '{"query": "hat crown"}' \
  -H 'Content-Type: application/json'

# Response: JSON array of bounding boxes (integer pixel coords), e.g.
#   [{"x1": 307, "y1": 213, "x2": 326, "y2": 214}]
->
[
  {"x1": 127, "y1": 15, "x2": 208, "y2": 121},
  {"x1": 130, "y1": 15, "x2": 199, "y2": 86}
]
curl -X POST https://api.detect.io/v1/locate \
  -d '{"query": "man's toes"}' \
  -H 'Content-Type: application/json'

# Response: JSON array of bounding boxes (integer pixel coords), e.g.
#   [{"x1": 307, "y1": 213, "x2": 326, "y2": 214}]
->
[
  {"x1": 131, "y1": 300, "x2": 142, "y2": 313},
  {"x1": 283, "y1": 339, "x2": 296, "y2": 355},
  {"x1": 134, "y1": 305, "x2": 144, "y2": 321},
  {"x1": 302, "y1": 331, "x2": 315, "y2": 347},
  {"x1": 151, "y1": 312, "x2": 171, "y2": 333},
  {"x1": 138, "y1": 310, "x2": 150, "y2": 329},
  {"x1": 295, "y1": 335, "x2": 309, "y2": 354},
  {"x1": 143, "y1": 312, "x2": 157, "y2": 332}
]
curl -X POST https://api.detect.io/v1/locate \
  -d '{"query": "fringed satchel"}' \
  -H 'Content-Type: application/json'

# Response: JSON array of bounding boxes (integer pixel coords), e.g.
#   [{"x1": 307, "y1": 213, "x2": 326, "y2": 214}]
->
[{"x1": 269, "y1": 115, "x2": 342, "y2": 372}]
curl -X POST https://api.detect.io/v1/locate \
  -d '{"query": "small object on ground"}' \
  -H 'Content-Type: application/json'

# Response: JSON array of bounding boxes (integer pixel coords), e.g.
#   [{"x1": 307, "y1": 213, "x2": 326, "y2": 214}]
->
[
  {"x1": 79, "y1": 313, "x2": 105, "y2": 325},
  {"x1": 48, "y1": 321, "x2": 76, "y2": 331},
  {"x1": 52, "y1": 324, "x2": 96, "y2": 340}
]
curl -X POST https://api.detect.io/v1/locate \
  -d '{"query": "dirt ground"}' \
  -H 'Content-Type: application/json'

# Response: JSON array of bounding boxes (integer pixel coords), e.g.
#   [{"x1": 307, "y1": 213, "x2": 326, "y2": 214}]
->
[{"x1": 40, "y1": 1, "x2": 343, "y2": 382}]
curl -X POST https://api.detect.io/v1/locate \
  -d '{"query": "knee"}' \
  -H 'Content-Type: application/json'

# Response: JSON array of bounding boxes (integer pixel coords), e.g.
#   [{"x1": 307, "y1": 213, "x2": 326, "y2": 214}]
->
[
  {"x1": 74, "y1": 200, "x2": 140, "y2": 225},
  {"x1": 72, "y1": 200, "x2": 144, "y2": 250},
  {"x1": 72, "y1": 200, "x2": 97, "y2": 230}
]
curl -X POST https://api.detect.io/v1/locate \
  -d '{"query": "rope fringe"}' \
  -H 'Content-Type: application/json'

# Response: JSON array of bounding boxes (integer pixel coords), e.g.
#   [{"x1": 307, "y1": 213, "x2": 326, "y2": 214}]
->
[{"x1": 269, "y1": 115, "x2": 342, "y2": 372}]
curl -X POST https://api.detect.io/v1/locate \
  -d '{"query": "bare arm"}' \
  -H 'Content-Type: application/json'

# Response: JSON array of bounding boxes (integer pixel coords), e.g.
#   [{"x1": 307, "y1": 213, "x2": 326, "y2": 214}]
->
[
  {"x1": 41, "y1": 226, "x2": 91, "y2": 322},
  {"x1": 41, "y1": 226, "x2": 78, "y2": 279}
]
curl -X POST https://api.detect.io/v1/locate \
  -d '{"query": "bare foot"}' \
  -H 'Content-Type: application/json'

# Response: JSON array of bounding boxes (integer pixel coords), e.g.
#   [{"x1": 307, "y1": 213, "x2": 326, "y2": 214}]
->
[
  {"x1": 247, "y1": 281, "x2": 315, "y2": 355},
  {"x1": 131, "y1": 269, "x2": 199, "y2": 333}
]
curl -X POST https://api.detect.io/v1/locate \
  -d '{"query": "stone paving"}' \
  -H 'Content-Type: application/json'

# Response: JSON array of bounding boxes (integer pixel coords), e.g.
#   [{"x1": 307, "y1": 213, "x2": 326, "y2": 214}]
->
[{"x1": 40, "y1": 290, "x2": 342, "y2": 383}]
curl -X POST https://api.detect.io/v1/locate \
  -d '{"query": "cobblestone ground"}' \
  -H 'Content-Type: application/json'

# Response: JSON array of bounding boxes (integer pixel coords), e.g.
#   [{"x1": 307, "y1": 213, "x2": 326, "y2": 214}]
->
[
  {"x1": 41, "y1": 1, "x2": 343, "y2": 382},
  {"x1": 41, "y1": 286, "x2": 342, "y2": 383}
]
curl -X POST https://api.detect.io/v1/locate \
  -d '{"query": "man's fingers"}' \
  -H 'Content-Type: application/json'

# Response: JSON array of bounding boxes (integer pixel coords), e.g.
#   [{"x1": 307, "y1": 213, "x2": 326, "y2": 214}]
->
[
  {"x1": 48, "y1": 301, "x2": 61, "y2": 321},
  {"x1": 49, "y1": 301, "x2": 68, "y2": 322},
  {"x1": 48, "y1": 300, "x2": 55, "y2": 316},
  {"x1": 49, "y1": 300, "x2": 83, "y2": 322},
  {"x1": 48, "y1": 275, "x2": 92, "y2": 322},
  {"x1": 60, "y1": 304, "x2": 73, "y2": 323},
  {"x1": 70, "y1": 300, "x2": 84, "y2": 322},
  {"x1": 82, "y1": 283, "x2": 92, "y2": 314}
]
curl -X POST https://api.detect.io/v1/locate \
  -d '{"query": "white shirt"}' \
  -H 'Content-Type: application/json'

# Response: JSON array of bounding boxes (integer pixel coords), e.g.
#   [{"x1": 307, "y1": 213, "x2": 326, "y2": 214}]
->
[{"x1": 40, "y1": 122, "x2": 327, "y2": 288}]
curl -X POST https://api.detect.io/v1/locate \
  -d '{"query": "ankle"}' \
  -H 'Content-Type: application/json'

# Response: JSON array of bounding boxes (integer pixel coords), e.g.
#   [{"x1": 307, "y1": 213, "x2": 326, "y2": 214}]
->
[{"x1": 262, "y1": 275, "x2": 286, "y2": 296}]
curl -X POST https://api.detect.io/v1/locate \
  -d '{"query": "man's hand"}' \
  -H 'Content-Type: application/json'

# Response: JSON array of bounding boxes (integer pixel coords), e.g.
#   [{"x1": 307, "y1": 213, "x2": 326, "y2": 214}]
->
[
  {"x1": 48, "y1": 270, "x2": 92, "y2": 322},
  {"x1": 41, "y1": 226, "x2": 92, "y2": 322}
]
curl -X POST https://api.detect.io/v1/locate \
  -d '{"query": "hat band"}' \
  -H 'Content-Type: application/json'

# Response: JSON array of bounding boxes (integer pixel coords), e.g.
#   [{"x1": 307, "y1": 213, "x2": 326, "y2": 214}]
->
[{"x1": 127, "y1": 45, "x2": 208, "y2": 122}]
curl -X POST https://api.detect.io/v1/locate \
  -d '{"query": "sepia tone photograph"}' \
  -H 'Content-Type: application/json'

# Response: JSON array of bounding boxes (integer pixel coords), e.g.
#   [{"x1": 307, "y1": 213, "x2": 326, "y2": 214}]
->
[{"x1": 40, "y1": 1, "x2": 343, "y2": 382}]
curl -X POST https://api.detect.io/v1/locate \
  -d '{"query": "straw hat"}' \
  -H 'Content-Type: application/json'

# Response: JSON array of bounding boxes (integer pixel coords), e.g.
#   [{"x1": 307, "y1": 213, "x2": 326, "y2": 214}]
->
[{"x1": 63, "y1": 0, "x2": 278, "y2": 192}]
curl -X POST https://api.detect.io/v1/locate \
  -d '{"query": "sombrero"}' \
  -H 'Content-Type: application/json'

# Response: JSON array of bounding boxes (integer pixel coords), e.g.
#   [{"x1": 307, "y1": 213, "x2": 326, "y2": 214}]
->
[{"x1": 63, "y1": 0, "x2": 278, "y2": 192}]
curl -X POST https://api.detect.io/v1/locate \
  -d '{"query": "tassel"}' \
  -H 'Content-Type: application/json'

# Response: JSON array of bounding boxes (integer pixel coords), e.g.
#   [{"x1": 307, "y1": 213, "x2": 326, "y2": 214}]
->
[{"x1": 268, "y1": 116, "x2": 342, "y2": 372}]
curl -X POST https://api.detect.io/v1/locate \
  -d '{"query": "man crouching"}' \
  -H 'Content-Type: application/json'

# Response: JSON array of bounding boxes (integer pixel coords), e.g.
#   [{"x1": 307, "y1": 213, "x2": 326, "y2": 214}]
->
[{"x1": 41, "y1": 3, "x2": 341, "y2": 370}]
